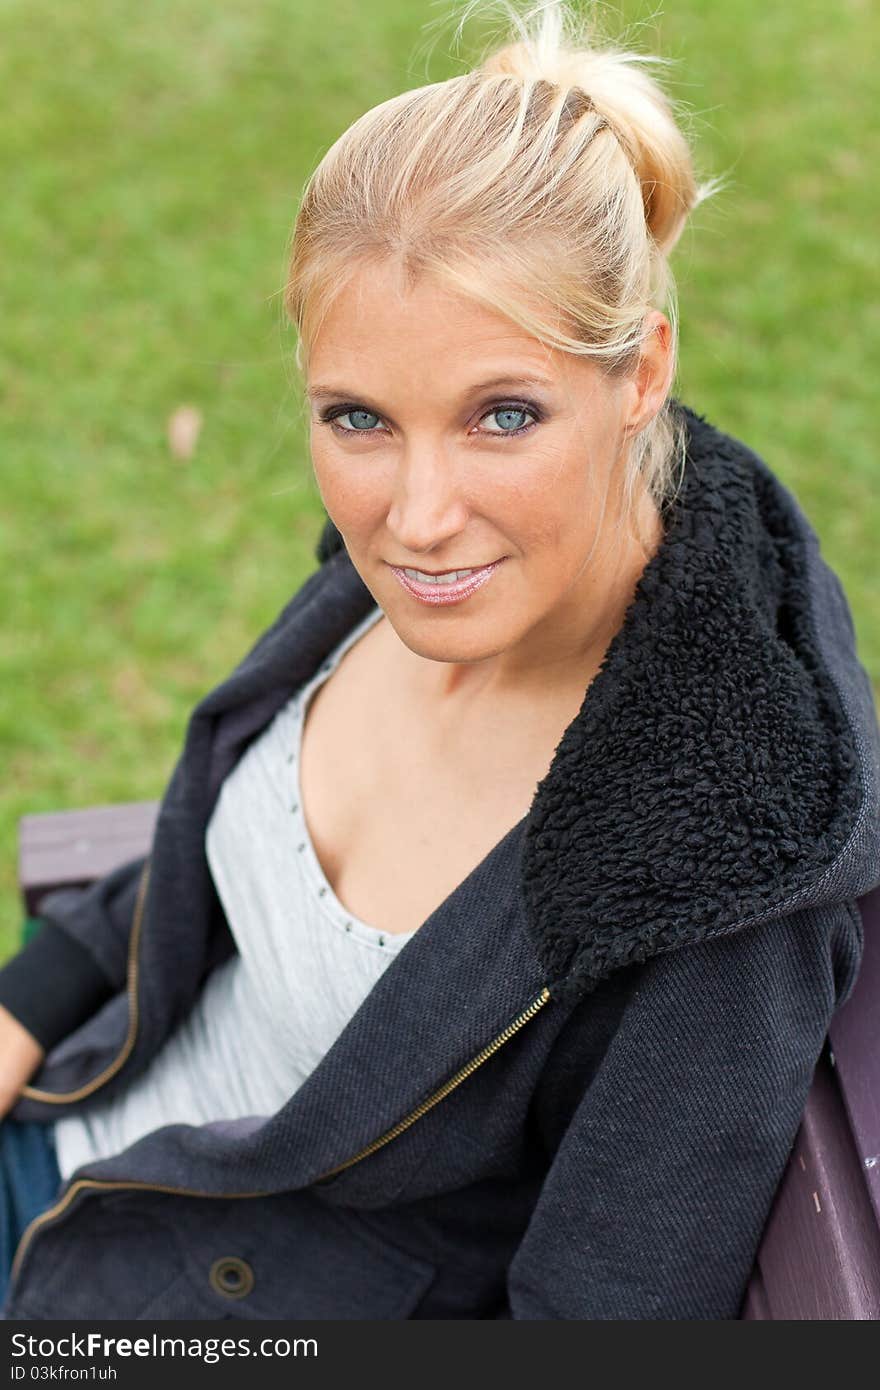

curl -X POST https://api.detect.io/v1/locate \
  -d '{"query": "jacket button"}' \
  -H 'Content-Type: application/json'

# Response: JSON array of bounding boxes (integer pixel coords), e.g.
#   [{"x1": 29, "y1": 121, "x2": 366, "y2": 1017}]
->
[{"x1": 209, "y1": 1256, "x2": 255, "y2": 1300}]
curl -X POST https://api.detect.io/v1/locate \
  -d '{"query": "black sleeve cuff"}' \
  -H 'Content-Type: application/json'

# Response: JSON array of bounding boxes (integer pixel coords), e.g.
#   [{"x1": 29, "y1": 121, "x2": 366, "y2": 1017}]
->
[{"x1": 0, "y1": 919, "x2": 118, "y2": 1052}]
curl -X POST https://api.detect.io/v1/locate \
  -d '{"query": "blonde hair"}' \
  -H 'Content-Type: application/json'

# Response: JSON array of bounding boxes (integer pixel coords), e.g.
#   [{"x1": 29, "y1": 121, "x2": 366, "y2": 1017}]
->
[{"x1": 284, "y1": 0, "x2": 723, "y2": 532}]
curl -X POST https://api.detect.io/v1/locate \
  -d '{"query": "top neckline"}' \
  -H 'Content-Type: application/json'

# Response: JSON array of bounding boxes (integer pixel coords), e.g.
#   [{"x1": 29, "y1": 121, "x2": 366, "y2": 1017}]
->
[{"x1": 284, "y1": 603, "x2": 418, "y2": 952}]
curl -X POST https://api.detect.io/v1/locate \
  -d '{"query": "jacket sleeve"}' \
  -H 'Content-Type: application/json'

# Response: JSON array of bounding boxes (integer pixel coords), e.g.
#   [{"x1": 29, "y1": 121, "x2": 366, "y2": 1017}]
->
[
  {"x1": 0, "y1": 854, "x2": 148, "y2": 1053},
  {"x1": 501, "y1": 898, "x2": 863, "y2": 1320}
]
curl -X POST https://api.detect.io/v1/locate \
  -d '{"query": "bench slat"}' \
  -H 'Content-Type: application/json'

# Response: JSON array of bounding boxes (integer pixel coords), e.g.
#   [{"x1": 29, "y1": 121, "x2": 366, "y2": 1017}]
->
[
  {"x1": 18, "y1": 801, "x2": 159, "y2": 917},
  {"x1": 742, "y1": 1047, "x2": 880, "y2": 1319},
  {"x1": 829, "y1": 885, "x2": 880, "y2": 1233}
]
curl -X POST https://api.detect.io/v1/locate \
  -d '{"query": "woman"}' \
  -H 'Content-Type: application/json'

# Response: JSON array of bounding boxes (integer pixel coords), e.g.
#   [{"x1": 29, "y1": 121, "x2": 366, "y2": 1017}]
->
[{"x1": 1, "y1": 0, "x2": 878, "y2": 1320}]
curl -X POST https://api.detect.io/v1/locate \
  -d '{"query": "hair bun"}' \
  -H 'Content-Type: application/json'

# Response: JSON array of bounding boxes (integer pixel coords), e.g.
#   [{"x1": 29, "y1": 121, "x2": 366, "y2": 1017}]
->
[{"x1": 479, "y1": 31, "x2": 704, "y2": 256}]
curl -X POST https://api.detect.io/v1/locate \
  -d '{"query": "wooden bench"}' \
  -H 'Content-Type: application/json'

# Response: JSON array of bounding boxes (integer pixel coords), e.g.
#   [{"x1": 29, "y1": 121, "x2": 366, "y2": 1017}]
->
[{"x1": 17, "y1": 803, "x2": 880, "y2": 1320}]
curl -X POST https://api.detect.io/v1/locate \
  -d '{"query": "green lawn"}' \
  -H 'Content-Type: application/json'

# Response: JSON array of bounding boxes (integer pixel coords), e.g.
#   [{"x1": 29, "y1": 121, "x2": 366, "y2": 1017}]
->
[{"x1": 2, "y1": 0, "x2": 878, "y2": 959}]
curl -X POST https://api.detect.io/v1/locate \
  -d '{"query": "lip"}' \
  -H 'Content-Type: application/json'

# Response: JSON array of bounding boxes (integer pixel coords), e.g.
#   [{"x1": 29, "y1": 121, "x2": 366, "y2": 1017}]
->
[{"x1": 387, "y1": 559, "x2": 506, "y2": 606}]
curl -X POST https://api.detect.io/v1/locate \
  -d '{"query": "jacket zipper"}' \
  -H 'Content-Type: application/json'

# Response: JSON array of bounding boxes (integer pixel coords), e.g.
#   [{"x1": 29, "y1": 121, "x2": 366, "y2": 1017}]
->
[
  {"x1": 9, "y1": 984, "x2": 552, "y2": 1293},
  {"x1": 311, "y1": 984, "x2": 552, "y2": 1182},
  {"x1": 20, "y1": 858, "x2": 152, "y2": 1104}
]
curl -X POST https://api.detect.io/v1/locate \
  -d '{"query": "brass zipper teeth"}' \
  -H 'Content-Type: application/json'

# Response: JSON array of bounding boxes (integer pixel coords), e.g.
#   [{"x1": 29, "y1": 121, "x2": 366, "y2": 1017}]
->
[
  {"x1": 9, "y1": 983, "x2": 552, "y2": 1292},
  {"x1": 21, "y1": 857, "x2": 151, "y2": 1103},
  {"x1": 312, "y1": 985, "x2": 552, "y2": 1183}
]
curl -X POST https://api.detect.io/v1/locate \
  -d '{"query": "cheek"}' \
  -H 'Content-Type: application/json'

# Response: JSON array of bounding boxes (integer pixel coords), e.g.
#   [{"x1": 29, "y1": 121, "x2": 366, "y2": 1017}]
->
[
  {"x1": 495, "y1": 455, "x2": 594, "y2": 554},
  {"x1": 310, "y1": 443, "x2": 386, "y2": 526}
]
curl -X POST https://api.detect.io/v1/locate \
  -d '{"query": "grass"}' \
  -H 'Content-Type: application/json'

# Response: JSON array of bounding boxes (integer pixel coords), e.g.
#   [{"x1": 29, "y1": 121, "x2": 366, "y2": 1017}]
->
[{"x1": 2, "y1": 0, "x2": 878, "y2": 959}]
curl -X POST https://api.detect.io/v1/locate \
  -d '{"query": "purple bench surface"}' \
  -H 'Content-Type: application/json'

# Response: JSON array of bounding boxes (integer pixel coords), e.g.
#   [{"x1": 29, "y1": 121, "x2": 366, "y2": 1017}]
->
[
  {"x1": 19, "y1": 801, "x2": 159, "y2": 918},
  {"x1": 742, "y1": 885, "x2": 880, "y2": 1319}
]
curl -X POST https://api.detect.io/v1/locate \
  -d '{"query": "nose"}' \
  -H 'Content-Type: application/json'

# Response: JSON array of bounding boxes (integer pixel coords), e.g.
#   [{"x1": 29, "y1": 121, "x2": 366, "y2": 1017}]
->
[{"x1": 385, "y1": 441, "x2": 469, "y2": 555}]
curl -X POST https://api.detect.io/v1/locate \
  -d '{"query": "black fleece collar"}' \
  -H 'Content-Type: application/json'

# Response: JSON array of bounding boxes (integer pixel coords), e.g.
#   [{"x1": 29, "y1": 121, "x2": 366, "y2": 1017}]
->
[
  {"x1": 520, "y1": 404, "x2": 867, "y2": 1004},
  {"x1": 317, "y1": 401, "x2": 872, "y2": 1007}
]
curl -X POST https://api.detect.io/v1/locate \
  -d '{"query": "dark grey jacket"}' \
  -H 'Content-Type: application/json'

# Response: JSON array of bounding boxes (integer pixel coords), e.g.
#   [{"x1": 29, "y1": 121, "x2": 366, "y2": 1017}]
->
[{"x1": 2, "y1": 403, "x2": 878, "y2": 1320}]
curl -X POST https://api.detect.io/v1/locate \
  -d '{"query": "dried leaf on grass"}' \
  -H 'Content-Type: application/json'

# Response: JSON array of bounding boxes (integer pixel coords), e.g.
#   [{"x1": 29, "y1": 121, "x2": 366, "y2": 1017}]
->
[{"x1": 167, "y1": 404, "x2": 203, "y2": 460}]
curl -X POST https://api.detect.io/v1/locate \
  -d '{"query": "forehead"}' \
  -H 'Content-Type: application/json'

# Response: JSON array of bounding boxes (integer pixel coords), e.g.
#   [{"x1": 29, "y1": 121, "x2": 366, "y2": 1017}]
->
[
  {"x1": 305, "y1": 261, "x2": 588, "y2": 400},
  {"x1": 311, "y1": 262, "x2": 538, "y2": 351}
]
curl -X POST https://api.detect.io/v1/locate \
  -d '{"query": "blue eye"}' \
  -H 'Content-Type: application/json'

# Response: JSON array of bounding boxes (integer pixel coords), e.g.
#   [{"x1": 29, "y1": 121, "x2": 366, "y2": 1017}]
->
[
  {"x1": 332, "y1": 408, "x2": 381, "y2": 432},
  {"x1": 319, "y1": 399, "x2": 541, "y2": 439},
  {"x1": 483, "y1": 406, "x2": 536, "y2": 435}
]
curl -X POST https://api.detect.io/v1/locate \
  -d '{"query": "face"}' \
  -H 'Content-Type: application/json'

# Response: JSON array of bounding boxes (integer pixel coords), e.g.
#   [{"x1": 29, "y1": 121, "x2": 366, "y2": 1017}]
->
[{"x1": 305, "y1": 259, "x2": 670, "y2": 684}]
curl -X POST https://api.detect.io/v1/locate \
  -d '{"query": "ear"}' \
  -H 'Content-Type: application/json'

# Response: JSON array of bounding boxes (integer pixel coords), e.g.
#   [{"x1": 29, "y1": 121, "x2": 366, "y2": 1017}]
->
[{"x1": 622, "y1": 312, "x2": 674, "y2": 438}]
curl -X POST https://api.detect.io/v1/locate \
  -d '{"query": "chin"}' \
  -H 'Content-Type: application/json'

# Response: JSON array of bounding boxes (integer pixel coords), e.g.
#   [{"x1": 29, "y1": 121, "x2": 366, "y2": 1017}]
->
[{"x1": 396, "y1": 605, "x2": 514, "y2": 660}]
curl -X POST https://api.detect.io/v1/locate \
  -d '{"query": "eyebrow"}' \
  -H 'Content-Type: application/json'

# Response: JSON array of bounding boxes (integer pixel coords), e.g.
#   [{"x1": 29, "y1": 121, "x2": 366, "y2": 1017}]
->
[{"x1": 306, "y1": 373, "x2": 555, "y2": 403}]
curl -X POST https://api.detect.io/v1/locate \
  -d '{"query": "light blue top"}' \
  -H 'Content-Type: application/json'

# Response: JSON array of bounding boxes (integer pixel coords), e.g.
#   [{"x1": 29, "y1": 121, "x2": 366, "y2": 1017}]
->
[{"x1": 52, "y1": 602, "x2": 413, "y2": 1181}]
